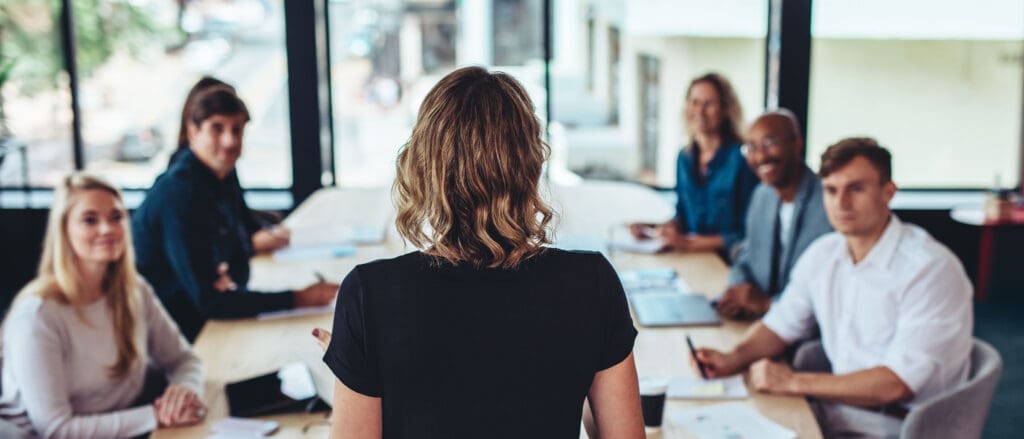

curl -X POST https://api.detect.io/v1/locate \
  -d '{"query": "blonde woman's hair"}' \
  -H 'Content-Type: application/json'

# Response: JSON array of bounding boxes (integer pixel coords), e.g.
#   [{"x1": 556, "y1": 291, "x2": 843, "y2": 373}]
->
[
  {"x1": 15, "y1": 172, "x2": 140, "y2": 378},
  {"x1": 393, "y1": 66, "x2": 554, "y2": 269},
  {"x1": 685, "y1": 72, "x2": 745, "y2": 145}
]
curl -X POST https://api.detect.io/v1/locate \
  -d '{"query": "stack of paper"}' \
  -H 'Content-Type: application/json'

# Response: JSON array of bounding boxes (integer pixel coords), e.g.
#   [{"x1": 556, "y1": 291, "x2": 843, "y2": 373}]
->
[
  {"x1": 607, "y1": 235, "x2": 664, "y2": 254},
  {"x1": 618, "y1": 268, "x2": 693, "y2": 294},
  {"x1": 668, "y1": 402, "x2": 796, "y2": 439},
  {"x1": 257, "y1": 303, "x2": 335, "y2": 320},
  {"x1": 667, "y1": 375, "x2": 748, "y2": 399},
  {"x1": 272, "y1": 244, "x2": 357, "y2": 262}
]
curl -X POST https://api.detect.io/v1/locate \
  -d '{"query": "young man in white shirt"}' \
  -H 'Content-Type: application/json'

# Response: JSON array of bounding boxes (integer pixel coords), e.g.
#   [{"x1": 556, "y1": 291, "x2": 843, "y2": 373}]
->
[{"x1": 694, "y1": 138, "x2": 973, "y2": 437}]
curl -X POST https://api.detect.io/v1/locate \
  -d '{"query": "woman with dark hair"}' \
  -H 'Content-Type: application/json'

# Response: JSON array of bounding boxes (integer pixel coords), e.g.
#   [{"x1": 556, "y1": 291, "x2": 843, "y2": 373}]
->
[
  {"x1": 132, "y1": 86, "x2": 338, "y2": 341},
  {"x1": 318, "y1": 67, "x2": 644, "y2": 438},
  {"x1": 631, "y1": 73, "x2": 758, "y2": 259},
  {"x1": 169, "y1": 77, "x2": 290, "y2": 254},
  {"x1": 169, "y1": 76, "x2": 235, "y2": 166}
]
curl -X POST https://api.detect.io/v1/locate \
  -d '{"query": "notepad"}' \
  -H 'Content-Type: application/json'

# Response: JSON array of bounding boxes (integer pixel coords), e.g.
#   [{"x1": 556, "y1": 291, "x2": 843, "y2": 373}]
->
[
  {"x1": 667, "y1": 375, "x2": 748, "y2": 399},
  {"x1": 668, "y1": 402, "x2": 796, "y2": 439},
  {"x1": 272, "y1": 243, "x2": 357, "y2": 262}
]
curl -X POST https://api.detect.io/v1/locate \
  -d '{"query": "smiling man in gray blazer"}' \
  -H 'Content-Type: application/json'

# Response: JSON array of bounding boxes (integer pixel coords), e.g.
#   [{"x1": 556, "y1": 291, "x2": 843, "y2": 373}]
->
[{"x1": 715, "y1": 110, "x2": 833, "y2": 319}]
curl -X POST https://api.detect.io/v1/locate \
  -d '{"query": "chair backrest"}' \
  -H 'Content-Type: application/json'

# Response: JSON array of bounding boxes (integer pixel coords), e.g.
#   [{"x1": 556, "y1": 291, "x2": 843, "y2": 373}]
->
[{"x1": 901, "y1": 339, "x2": 1003, "y2": 439}]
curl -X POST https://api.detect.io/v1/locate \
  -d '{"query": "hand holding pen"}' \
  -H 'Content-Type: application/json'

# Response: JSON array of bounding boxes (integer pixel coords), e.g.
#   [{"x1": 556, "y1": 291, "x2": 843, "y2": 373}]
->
[
  {"x1": 686, "y1": 335, "x2": 709, "y2": 379},
  {"x1": 686, "y1": 335, "x2": 742, "y2": 379},
  {"x1": 293, "y1": 271, "x2": 338, "y2": 308}
]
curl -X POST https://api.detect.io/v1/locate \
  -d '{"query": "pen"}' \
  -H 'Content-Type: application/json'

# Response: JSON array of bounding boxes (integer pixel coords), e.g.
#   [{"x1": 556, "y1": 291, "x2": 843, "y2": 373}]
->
[
  {"x1": 686, "y1": 335, "x2": 708, "y2": 379},
  {"x1": 314, "y1": 271, "x2": 326, "y2": 283}
]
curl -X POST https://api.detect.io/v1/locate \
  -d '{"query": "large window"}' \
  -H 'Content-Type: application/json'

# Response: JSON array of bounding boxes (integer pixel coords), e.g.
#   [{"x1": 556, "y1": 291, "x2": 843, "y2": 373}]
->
[
  {"x1": 0, "y1": 1, "x2": 75, "y2": 188},
  {"x1": 808, "y1": 0, "x2": 1024, "y2": 188},
  {"x1": 327, "y1": 0, "x2": 545, "y2": 187},
  {"x1": 71, "y1": 0, "x2": 292, "y2": 189},
  {"x1": 7, "y1": 0, "x2": 1024, "y2": 195},
  {"x1": 549, "y1": 0, "x2": 767, "y2": 187}
]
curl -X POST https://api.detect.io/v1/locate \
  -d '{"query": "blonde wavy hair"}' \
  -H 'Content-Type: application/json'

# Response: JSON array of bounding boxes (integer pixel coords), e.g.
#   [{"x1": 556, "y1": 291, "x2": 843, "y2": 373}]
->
[
  {"x1": 13, "y1": 172, "x2": 140, "y2": 378},
  {"x1": 393, "y1": 66, "x2": 554, "y2": 269}
]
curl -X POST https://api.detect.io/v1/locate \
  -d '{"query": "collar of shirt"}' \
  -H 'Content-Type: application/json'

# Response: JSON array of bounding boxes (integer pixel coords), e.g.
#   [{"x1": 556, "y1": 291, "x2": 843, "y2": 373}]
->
[
  {"x1": 842, "y1": 214, "x2": 902, "y2": 270},
  {"x1": 683, "y1": 139, "x2": 741, "y2": 171}
]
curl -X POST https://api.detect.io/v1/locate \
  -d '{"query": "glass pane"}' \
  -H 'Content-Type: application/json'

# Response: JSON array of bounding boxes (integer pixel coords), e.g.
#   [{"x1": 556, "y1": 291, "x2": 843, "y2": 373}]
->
[
  {"x1": 550, "y1": 0, "x2": 767, "y2": 186},
  {"x1": 0, "y1": 1, "x2": 75, "y2": 188},
  {"x1": 328, "y1": 0, "x2": 545, "y2": 187},
  {"x1": 809, "y1": 0, "x2": 1024, "y2": 188},
  {"x1": 73, "y1": 0, "x2": 292, "y2": 189}
]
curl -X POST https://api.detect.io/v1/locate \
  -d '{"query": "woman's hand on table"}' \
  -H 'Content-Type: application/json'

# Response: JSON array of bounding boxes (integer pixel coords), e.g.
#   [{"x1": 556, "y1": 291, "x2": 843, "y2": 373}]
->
[{"x1": 154, "y1": 384, "x2": 206, "y2": 427}]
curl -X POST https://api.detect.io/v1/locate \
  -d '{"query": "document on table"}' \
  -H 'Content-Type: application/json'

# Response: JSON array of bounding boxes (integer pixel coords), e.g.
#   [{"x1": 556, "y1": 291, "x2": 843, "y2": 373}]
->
[
  {"x1": 667, "y1": 375, "x2": 748, "y2": 399},
  {"x1": 607, "y1": 235, "x2": 664, "y2": 254},
  {"x1": 618, "y1": 268, "x2": 693, "y2": 293},
  {"x1": 257, "y1": 302, "x2": 335, "y2": 320},
  {"x1": 272, "y1": 243, "x2": 357, "y2": 262},
  {"x1": 667, "y1": 402, "x2": 796, "y2": 439},
  {"x1": 286, "y1": 223, "x2": 386, "y2": 248}
]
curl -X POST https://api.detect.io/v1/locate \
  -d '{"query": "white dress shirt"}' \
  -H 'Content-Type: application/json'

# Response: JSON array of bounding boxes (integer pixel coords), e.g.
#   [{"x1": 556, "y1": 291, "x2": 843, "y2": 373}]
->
[
  {"x1": 778, "y1": 201, "x2": 795, "y2": 254},
  {"x1": 763, "y1": 215, "x2": 973, "y2": 406}
]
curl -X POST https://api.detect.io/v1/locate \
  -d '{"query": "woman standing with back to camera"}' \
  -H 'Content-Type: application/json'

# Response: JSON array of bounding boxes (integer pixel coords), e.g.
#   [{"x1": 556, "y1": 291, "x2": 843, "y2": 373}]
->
[{"x1": 319, "y1": 67, "x2": 644, "y2": 438}]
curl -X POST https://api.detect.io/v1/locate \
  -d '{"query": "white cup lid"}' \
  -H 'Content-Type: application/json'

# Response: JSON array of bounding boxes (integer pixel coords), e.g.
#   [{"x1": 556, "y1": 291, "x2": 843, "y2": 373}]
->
[{"x1": 639, "y1": 377, "x2": 669, "y2": 395}]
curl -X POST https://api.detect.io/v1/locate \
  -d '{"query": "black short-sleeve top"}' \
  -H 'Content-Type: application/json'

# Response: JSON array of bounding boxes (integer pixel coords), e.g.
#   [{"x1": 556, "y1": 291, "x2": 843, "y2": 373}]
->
[{"x1": 323, "y1": 249, "x2": 637, "y2": 438}]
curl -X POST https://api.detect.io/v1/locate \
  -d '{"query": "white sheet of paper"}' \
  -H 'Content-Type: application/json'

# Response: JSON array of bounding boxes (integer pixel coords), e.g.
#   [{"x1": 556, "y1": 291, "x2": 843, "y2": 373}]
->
[
  {"x1": 272, "y1": 243, "x2": 357, "y2": 262},
  {"x1": 210, "y1": 417, "x2": 279, "y2": 437},
  {"x1": 667, "y1": 402, "x2": 796, "y2": 439},
  {"x1": 257, "y1": 302, "x2": 335, "y2": 321},
  {"x1": 667, "y1": 375, "x2": 748, "y2": 399},
  {"x1": 607, "y1": 236, "x2": 664, "y2": 254},
  {"x1": 289, "y1": 224, "x2": 385, "y2": 247}
]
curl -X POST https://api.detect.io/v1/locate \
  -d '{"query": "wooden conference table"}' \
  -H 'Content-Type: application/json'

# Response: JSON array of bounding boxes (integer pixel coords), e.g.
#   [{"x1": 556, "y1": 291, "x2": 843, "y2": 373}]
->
[{"x1": 154, "y1": 182, "x2": 822, "y2": 438}]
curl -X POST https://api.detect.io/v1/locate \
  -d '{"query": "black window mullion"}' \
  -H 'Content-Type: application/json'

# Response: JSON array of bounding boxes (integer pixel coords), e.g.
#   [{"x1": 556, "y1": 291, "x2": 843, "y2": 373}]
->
[
  {"x1": 766, "y1": 0, "x2": 812, "y2": 144},
  {"x1": 59, "y1": 0, "x2": 84, "y2": 170},
  {"x1": 284, "y1": 0, "x2": 331, "y2": 204},
  {"x1": 321, "y1": 0, "x2": 336, "y2": 187}
]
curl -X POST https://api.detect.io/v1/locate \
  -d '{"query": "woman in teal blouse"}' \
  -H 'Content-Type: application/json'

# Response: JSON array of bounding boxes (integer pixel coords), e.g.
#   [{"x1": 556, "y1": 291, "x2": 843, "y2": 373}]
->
[{"x1": 632, "y1": 73, "x2": 758, "y2": 259}]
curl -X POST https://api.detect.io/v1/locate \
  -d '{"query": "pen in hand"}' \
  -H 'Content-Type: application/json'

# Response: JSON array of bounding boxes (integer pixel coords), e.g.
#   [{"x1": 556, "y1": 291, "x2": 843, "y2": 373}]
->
[
  {"x1": 686, "y1": 334, "x2": 708, "y2": 379},
  {"x1": 313, "y1": 271, "x2": 326, "y2": 283}
]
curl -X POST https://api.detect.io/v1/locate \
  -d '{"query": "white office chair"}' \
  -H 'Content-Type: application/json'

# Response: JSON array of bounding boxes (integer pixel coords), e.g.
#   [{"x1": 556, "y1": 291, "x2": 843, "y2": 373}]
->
[{"x1": 792, "y1": 338, "x2": 1002, "y2": 439}]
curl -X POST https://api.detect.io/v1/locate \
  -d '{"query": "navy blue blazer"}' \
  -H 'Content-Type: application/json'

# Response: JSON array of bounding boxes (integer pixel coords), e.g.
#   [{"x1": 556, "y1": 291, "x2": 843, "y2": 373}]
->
[
  {"x1": 727, "y1": 166, "x2": 833, "y2": 296},
  {"x1": 132, "y1": 150, "x2": 293, "y2": 341}
]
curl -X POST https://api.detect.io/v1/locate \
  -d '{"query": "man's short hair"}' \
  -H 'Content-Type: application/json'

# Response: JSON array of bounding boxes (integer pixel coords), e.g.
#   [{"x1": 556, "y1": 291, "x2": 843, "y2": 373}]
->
[{"x1": 818, "y1": 137, "x2": 892, "y2": 182}]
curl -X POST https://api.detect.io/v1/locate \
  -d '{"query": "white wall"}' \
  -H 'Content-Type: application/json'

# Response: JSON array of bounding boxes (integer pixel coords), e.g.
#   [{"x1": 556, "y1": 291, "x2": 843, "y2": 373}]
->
[{"x1": 807, "y1": 39, "x2": 1023, "y2": 187}]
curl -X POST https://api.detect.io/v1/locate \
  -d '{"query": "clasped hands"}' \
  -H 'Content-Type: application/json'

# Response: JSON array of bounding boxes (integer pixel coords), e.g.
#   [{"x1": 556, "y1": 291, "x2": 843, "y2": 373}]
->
[{"x1": 153, "y1": 384, "x2": 206, "y2": 428}]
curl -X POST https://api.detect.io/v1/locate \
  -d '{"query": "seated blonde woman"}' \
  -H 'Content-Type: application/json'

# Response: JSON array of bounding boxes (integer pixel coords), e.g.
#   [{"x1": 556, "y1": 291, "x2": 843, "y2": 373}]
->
[
  {"x1": 0, "y1": 173, "x2": 205, "y2": 438},
  {"x1": 317, "y1": 66, "x2": 644, "y2": 439}
]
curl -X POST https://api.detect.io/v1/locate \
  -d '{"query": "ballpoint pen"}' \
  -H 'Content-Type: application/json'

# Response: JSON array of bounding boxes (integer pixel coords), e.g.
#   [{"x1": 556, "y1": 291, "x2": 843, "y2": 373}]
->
[{"x1": 686, "y1": 334, "x2": 708, "y2": 379}]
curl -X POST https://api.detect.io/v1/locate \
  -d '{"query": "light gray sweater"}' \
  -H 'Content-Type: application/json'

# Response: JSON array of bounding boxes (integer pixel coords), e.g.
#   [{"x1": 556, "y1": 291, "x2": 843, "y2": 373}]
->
[{"x1": 0, "y1": 279, "x2": 202, "y2": 439}]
